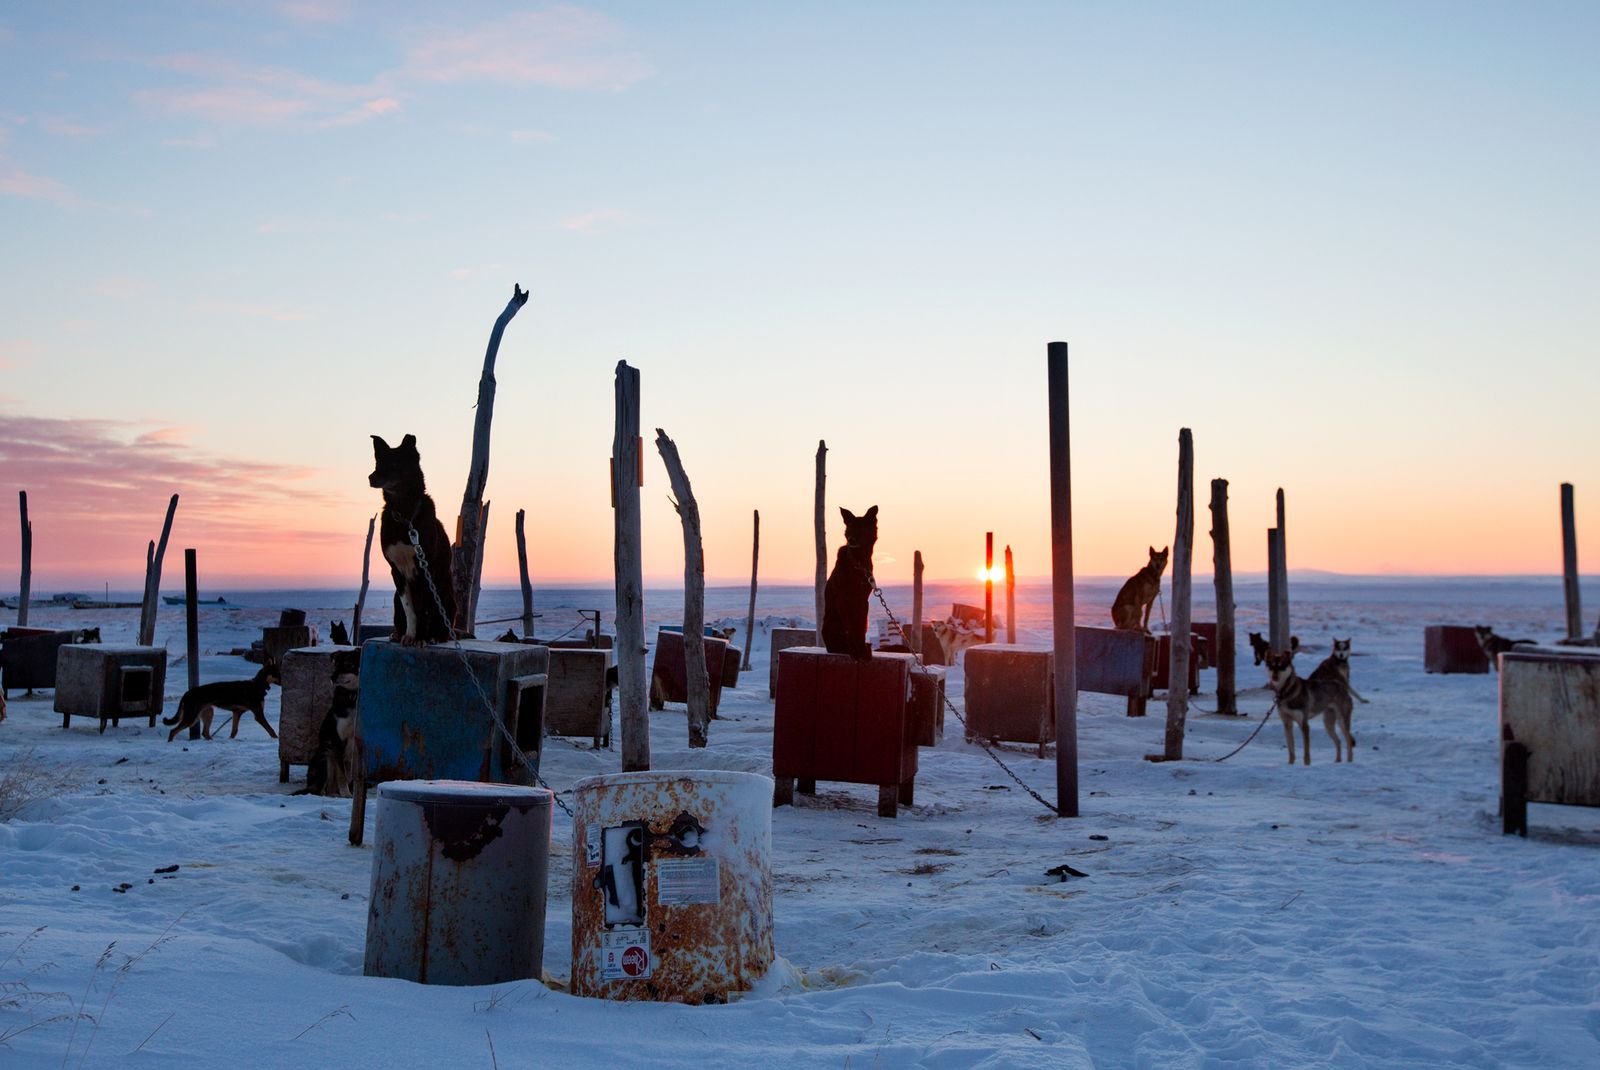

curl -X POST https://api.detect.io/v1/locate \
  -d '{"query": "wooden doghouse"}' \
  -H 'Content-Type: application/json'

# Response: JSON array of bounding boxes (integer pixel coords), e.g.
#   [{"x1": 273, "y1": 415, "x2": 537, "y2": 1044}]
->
[
  {"x1": 1152, "y1": 631, "x2": 1204, "y2": 693},
  {"x1": 772, "y1": 647, "x2": 917, "y2": 817},
  {"x1": 962, "y1": 645, "x2": 1054, "y2": 756},
  {"x1": 1424, "y1": 625, "x2": 1490, "y2": 674},
  {"x1": 1075, "y1": 626, "x2": 1158, "y2": 716},
  {"x1": 262, "y1": 624, "x2": 317, "y2": 668},
  {"x1": 767, "y1": 627, "x2": 817, "y2": 698},
  {"x1": 359, "y1": 640, "x2": 547, "y2": 786},
  {"x1": 1499, "y1": 649, "x2": 1600, "y2": 835},
  {"x1": 54, "y1": 645, "x2": 167, "y2": 732},
  {"x1": 1190, "y1": 622, "x2": 1219, "y2": 671},
  {"x1": 876, "y1": 652, "x2": 946, "y2": 747},
  {"x1": 544, "y1": 646, "x2": 612, "y2": 749},
  {"x1": 2, "y1": 627, "x2": 79, "y2": 693},
  {"x1": 648, "y1": 629, "x2": 728, "y2": 716},
  {"x1": 278, "y1": 644, "x2": 358, "y2": 783}
]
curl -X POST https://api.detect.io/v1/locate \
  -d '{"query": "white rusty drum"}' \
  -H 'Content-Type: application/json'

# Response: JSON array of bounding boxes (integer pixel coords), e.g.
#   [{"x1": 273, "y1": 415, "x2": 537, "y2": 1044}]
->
[
  {"x1": 570, "y1": 770, "x2": 773, "y2": 1003},
  {"x1": 364, "y1": 780, "x2": 552, "y2": 985}
]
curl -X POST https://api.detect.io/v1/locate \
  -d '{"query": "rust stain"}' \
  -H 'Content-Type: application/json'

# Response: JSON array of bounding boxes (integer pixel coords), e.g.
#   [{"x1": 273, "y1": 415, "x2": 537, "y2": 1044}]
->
[{"x1": 423, "y1": 801, "x2": 510, "y2": 863}]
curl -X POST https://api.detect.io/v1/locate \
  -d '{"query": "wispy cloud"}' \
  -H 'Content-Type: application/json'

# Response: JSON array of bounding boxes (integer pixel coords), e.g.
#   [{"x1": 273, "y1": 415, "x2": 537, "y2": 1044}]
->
[
  {"x1": 191, "y1": 298, "x2": 315, "y2": 322},
  {"x1": 0, "y1": 338, "x2": 34, "y2": 370},
  {"x1": 0, "y1": 157, "x2": 79, "y2": 207},
  {"x1": 560, "y1": 208, "x2": 628, "y2": 232},
  {"x1": 136, "y1": 53, "x2": 400, "y2": 129},
  {"x1": 277, "y1": 0, "x2": 355, "y2": 25},
  {"x1": 402, "y1": 7, "x2": 652, "y2": 90},
  {"x1": 37, "y1": 116, "x2": 103, "y2": 138},
  {"x1": 91, "y1": 275, "x2": 151, "y2": 299},
  {"x1": 0, "y1": 412, "x2": 347, "y2": 565}
]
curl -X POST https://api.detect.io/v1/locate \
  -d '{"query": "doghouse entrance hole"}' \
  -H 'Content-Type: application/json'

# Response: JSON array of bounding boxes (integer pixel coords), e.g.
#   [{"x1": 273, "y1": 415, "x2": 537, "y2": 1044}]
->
[
  {"x1": 502, "y1": 673, "x2": 546, "y2": 783},
  {"x1": 118, "y1": 666, "x2": 154, "y2": 712}
]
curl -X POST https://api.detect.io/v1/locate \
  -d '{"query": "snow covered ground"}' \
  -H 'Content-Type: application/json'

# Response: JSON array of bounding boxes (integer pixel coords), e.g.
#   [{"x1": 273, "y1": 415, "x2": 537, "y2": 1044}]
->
[{"x1": 2, "y1": 580, "x2": 1598, "y2": 1068}]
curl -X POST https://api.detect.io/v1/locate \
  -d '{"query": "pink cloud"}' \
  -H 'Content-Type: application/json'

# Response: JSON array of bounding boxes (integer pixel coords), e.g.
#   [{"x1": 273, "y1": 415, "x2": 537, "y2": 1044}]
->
[
  {"x1": 136, "y1": 53, "x2": 398, "y2": 129},
  {"x1": 405, "y1": 7, "x2": 652, "y2": 90},
  {"x1": 37, "y1": 117, "x2": 103, "y2": 138},
  {"x1": 90, "y1": 275, "x2": 151, "y2": 299},
  {"x1": 0, "y1": 412, "x2": 353, "y2": 583},
  {"x1": 0, "y1": 158, "x2": 79, "y2": 207}
]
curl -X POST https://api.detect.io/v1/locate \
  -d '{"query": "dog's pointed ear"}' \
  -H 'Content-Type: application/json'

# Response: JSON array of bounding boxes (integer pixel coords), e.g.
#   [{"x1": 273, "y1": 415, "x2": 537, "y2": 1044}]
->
[
  {"x1": 371, "y1": 435, "x2": 390, "y2": 452},
  {"x1": 865, "y1": 505, "x2": 878, "y2": 519},
  {"x1": 400, "y1": 433, "x2": 417, "y2": 450},
  {"x1": 1149, "y1": 545, "x2": 1157, "y2": 556},
  {"x1": 840, "y1": 507, "x2": 856, "y2": 523}
]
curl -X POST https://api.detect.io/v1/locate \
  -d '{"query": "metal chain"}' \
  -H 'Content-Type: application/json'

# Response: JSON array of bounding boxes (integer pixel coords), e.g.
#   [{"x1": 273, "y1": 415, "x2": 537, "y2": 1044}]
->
[
  {"x1": 408, "y1": 526, "x2": 576, "y2": 818},
  {"x1": 1212, "y1": 699, "x2": 1278, "y2": 762},
  {"x1": 868, "y1": 585, "x2": 1061, "y2": 816}
]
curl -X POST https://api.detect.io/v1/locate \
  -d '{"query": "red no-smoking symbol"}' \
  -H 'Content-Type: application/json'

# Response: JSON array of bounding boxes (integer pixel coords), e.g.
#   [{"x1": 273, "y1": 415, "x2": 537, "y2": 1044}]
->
[{"x1": 621, "y1": 946, "x2": 648, "y2": 977}]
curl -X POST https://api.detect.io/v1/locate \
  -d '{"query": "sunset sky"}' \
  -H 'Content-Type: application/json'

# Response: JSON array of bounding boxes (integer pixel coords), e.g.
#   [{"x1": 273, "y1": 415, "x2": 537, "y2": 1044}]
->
[{"x1": 2, "y1": 3, "x2": 1597, "y2": 591}]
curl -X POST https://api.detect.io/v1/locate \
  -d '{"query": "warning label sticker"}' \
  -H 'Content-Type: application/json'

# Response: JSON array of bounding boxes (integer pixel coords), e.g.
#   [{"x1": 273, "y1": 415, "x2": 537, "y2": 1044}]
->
[
  {"x1": 584, "y1": 827, "x2": 601, "y2": 866},
  {"x1": 656, "y1": 857, "x2": 720, "y2": 906},
  {"x1": 598, "y1": 928, "x2": 651, "y2": 981}
]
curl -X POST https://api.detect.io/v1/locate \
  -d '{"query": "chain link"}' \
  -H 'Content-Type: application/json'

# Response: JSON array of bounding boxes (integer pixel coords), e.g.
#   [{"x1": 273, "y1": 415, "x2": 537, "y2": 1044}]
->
[
  {"x1": 408, "y1": 525, "x2": 576, "y2": 818},
  {"x1": 868, "y1": 584, "x2": 1061, "y2": 816}
]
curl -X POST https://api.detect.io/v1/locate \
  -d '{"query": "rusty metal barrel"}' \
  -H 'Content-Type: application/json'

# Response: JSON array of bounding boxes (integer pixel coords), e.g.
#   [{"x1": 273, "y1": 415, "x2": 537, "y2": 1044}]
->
[
  {"x1": 570, "y1": 770, "x2": 773, "y2": 1003},
  {"x1": 364, "y1": 780, "x2": 552, "y2": 985}
]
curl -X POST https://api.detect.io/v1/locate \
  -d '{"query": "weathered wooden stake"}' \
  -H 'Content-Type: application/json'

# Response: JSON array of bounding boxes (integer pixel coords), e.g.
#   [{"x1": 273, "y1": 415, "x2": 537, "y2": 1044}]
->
[
  {"x1": 613, "y1": 361, "x2": 649, "y2": 772},
  {"x1": 1004, "y1": 545, "x2": 1016, "y2": 644},
  {"x1": 516, "y1": 508, "x2": 534, "y2": 639},
  {"x1": 814, "y1": 440, "x2": 827, "y2": 643},
  {"x1": 742, "y1": 510, "x2": 759, "y2": 671},
  {"x1": 17, "y1": 491, "x2": 30, "y2": 626},
  {"x1": 1163, "y1": 428, "x2": 1194, "y2": 761},
  {"x1": 1273, "y1": 488, "x2": 1290, "y2": 651},
  {"x1": 352, "y1": 514, "x2": 375, "y2": 638},
  {"x1": 984, "y1": 532, "x2": 995, "y2": 644},
  {"x1": 656, "y1": 428, "x2": 711, "y2": 748},
  {"x1": 1267, "y1": 527, "x2": 1287, "y2": 652},
  {"x1": 1209, "y1": 478, "x2": 1238, "y2": 715},
  {"x1": 185, "y1": 548, "x2": 202, "y2": 739},
  {"x1": 911, "y1": 551, "x2": 924, "y2": 654},
  {"x1": 138, "y1": 494, "x2": 179, "y2": 646},
  {"x1": 1047, "y1": 341, "x2": 1077, "y2": 817},
  {"x1": 1561, "y1": 483, "x2": 1581, "y2": 640},
  {"x1": 451, "y1": 284, "x2": 529, "y2": 636},
  {"x1": 470, "y1": 499, "x2": 491, "y2": 629}
]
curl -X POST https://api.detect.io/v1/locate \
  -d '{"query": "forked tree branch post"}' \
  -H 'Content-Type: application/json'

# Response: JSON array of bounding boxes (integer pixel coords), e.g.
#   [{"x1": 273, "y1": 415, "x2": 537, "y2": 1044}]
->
[
  {"x1": 352, "y1": 514, "x2": 376, "y2": 638},
  {"x1": 17, "y1": 491, "x2": 31, "y2": 627},
  {"x1": 470, "y1": 500, "x2": 491, "y2": 630},
  {"x1": 814, "y1": 440, "x2": 827, "y2": 644},
  {"x1": 742, "y1": 510, "x2": 759, "y2": 671},
  {"x1": 1209, "y1": 478, "x2": 1238, "y2": 715},
  {"x1": 138, "y1": 494, "x2": 179, "y2": 646},
  {"x1": 613, "y1": 362, "x2": 648, "y2": 771},
  {"x1": 1161, "y1": 428, "x2": 1195, "y2": 761},
  {"x1": 656, "y1": 429, "x2": 711, "y2": 748},
  {"x1": 516, "y1": 508, "x2": 534, "y2": 639},
  {"x1": 451, "y1": 283, "x2": 529, "y2": 635}
]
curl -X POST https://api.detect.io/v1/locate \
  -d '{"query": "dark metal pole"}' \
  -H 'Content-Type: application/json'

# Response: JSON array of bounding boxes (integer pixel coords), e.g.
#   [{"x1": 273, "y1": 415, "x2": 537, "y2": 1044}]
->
[
  {"x1": 1047, "y1": 342, "x2": 1077, "y2": 817},
  {"x1": 185, "y1": 548, "x2": 201, "y2": 740}
]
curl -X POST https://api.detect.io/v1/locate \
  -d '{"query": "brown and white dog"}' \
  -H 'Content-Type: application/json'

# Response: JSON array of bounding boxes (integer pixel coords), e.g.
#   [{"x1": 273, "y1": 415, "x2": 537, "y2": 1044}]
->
[
  {"x1": 1264, "y1": 649, "x2": 1354, "y2": 765},
  {"x1": 1474, "y1": 625, "x2": 1533, "y2": 672},
  {"x1": 1307, "y1": 637, "x2": 1368, "y2": 704},
  {"x1": 165, "y1": 662, "x2": 280, "y2": 742}
]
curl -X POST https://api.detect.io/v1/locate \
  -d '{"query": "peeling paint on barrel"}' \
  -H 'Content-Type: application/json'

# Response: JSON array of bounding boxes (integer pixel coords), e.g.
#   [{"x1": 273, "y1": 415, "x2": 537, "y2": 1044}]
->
[
  {"x1": 570, "y1": 770, "x2": 774, "y2": 1003},
  {"x1": 364, "y1": 780, "x2": 552, "y2": 986}
]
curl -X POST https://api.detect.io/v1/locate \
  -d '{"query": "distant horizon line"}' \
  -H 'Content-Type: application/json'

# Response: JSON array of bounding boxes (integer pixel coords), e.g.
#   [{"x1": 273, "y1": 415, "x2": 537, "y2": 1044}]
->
[{"x1": 8, "y1": 568, "x2": 1596, "y2": 597}]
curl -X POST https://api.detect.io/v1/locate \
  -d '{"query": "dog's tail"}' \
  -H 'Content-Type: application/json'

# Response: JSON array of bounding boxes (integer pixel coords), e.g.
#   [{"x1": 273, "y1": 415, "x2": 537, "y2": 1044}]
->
[
  {"x1": 162, "y1": 700, "x2": 187, "y2": 727},
  {"x1": 1348, "y1": 685, "x2": 1370, "y2": 705}
]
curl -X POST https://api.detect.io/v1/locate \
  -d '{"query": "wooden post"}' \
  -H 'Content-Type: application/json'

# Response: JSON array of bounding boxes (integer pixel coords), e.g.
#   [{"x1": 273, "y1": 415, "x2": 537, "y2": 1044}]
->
[
  {"x1": 16, "y1": 491, "x2": 30, "y2": 626},
  {"x1": 1209, "y1": 478, "x2": 1238, "y2": 715},
  {"x1": 1273, "y1": 488, "x2": 1290, "y2": 652},
  {"x1": 1562, "y1": 483, "x2": 1581, "y2": 640},
  {"x1": 352, "y1": 514, "x2": 375, "y2": 638},
  {"x1": 516, "y1": 508, "x2": 534, "y2": 640},
  {"x1": 742, "y1": 510, "x2": 759, "y2": 671},
  {"x1": 656, "y1": 429, "x2": 711, "y2": 748},
  {"x1": 1047, "y1": 341, "x2": 1077, "y2": 817},
  {"x1": 138, "y1": 494, "x2": 179, "y2": 646},
  {"x1": 1163, "y1": 428, "x2": 1194, "y2": 761},
  {"x1": 451, "y1": 284, "x2": 529, "y2": 635},
  {"x1": 613, "y1": 361, "x2": 648, "y2": 772},
  {"x1": 1267, "y1": 527, "x2": 1287, "y2": 652},
  {"x1": 470, "y1": 499, "x2": 491, "y2": 630},
  {"x1": 984, "y1": 532, "x2": 995, "y2": 644},
  {"x1": 1004, "y1": 545, "x2": 1016, "y2": 644},
  {"x1": 911, "y1": 550, "x2": 924, "y2": 654},
  {"x1": 185, "y1": 548, "x2": 202, "y2": 739},
  {"x1": 814, "y1": 440, "x2": 827, "y2": 644}
]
